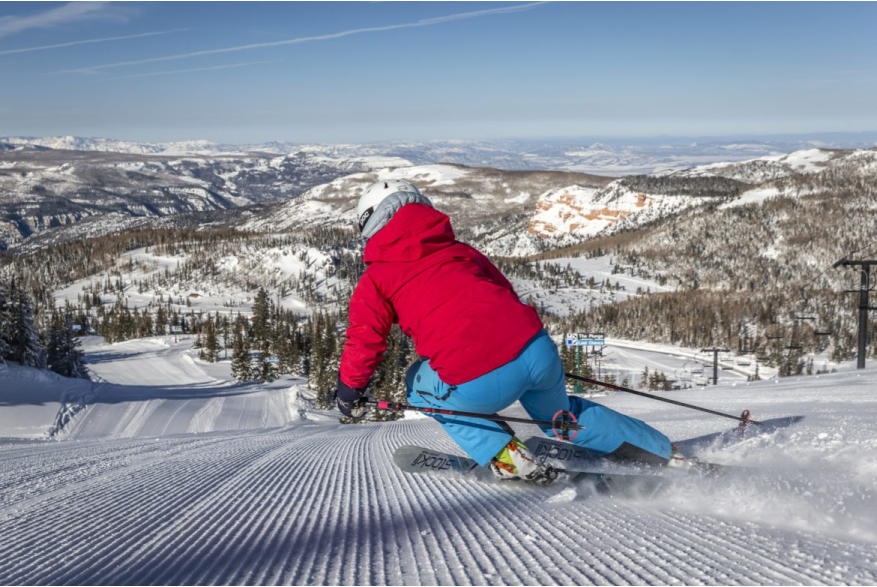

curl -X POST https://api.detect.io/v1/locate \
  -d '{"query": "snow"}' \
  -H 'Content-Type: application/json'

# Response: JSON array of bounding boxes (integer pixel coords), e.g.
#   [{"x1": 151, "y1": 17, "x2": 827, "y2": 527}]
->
[
  {"x1": 64, "y1": 337, "x2": 301, "y2": 439},
  {"x1": 675, "y1": 147, "x2": 848, "y2": 184},
  {"x1": 503, "y1": 192, "x2": 531, "y2": 204},
  {"x1": 720, "y1": 186, "x2": 782, "y2": 209},
  {"x1": 600, "y1": 338, "x2": 762, "y2": 383},
  {"x1": 53, "y1": 242, "x2": 349, "y2": 317},
  {"x1": 547, "y1": 255, "x2": 673, "y2": 294},
  {"x1": 346, "y1": 155, "x2": 412, "y2": 169},
  {"x1": 763, "y1": 148, "x2": 833, "y2": 173},
  {"x1": 380, "y1": 163, "x2": 469, "y2": 186},
  {"x1": 2, "y1": 334, "x2": 877, "y2": 584},
  {"x1": 529, "y1": 183, "x2": 703, "y2": 242},
  {"x1": 505, "y1": 255, "x2": 672, "y2": 317},
  {"x1": 0, "y1": 362, "x2": 88, "y2": 438}
]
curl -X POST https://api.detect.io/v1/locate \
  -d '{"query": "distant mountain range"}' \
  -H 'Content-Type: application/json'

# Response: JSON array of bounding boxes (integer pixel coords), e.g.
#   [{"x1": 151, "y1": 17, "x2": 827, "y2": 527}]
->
[
  {"x1": 4, "y1": 132, "x2": 877, "y2": 174},
  {"x1": 245, "y1": 146, "x2": 874, "y2": 257},
  {"x1": 0, "y1": 148, "x2": 404, "y2": 250},
  {"x1": 1, "y1": 133, "x2": 875, "y2": 258}
]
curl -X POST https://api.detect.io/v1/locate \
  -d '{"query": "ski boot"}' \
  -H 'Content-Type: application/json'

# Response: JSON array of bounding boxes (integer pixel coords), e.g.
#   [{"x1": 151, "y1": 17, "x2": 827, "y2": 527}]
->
[
  {"x1": 665, "y1": 445, "x2": 699, "y2": 472},
  {"x1": 489, "y1": 437, "x2": 560, "y2": 486}
]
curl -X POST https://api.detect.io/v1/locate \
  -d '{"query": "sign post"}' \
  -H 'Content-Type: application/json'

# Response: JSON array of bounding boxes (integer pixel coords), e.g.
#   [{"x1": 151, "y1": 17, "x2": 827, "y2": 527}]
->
[{"x1": 565, "y1": 333, "x2": 606, "y2": 393}]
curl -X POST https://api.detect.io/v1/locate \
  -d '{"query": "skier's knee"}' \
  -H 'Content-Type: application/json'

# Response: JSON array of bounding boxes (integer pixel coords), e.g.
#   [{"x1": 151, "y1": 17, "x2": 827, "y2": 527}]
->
[{"x1": 568, "y1": 394, "x2": 600, "y2": 416}]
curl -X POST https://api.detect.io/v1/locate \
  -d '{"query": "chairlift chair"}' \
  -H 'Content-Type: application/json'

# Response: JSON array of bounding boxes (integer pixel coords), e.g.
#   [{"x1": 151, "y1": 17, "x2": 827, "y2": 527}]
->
[{"x1": 844, "y1": 268, "x2": 875, "y2": 293}]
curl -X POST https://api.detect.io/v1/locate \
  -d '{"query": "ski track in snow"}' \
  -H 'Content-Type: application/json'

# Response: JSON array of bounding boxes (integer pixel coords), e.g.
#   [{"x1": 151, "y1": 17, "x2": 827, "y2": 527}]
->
[
  {"x1": 2, "y1": 341, "x2": 877, "y2": 585},
  {"x1": 2, "y1": 419, "x2": 877, "y2": 585}
]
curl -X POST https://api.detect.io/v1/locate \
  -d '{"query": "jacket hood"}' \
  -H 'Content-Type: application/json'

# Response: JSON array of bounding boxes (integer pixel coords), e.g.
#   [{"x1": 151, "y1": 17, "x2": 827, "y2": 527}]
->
[
  {"x1": 360, "y1": 189, "x2": 432, "y2": 242},
  {"x1": 363, "y1": 203, "x2": 455, "y2": 264}
]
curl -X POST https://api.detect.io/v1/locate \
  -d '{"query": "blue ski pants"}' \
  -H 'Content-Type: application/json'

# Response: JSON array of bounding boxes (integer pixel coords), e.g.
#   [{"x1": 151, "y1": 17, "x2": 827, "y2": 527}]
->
[{"x1": 405, "y1": 329, "x2": 672, "y2": 466}]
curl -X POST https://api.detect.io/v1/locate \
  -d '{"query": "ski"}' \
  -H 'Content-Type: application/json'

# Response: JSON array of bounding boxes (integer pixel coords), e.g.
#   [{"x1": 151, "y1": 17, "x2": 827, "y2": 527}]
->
[
  {"x1": 392, "y1": 444, "x2": 494, "y2": 482},
  {"x1": 523, "y1": 435, "x2": 602, "y2": 471},
  {"x1": 392, "y1": 444, "x2": 672, "y2": 497},
  {"x1": 523, "y1": 435, "x2": 746, "y2": 478}
]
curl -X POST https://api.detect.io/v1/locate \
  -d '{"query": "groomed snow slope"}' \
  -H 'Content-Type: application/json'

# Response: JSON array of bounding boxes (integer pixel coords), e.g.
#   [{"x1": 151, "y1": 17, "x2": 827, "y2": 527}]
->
[
  {"x1": 66, "y1": 336, "x2": 306, "y2": 440},
  {"x1": 2, "y1": 344, "x2": 877, "y2": 584},
  {"x1": 0, "y1": 362, "x2": 90, "y2": 438}
]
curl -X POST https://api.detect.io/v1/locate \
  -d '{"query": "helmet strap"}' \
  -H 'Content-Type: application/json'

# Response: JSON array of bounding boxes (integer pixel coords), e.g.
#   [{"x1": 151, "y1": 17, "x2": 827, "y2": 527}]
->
[{"x1": 358, "y1": 206, "x2": 374, "y2": 233}]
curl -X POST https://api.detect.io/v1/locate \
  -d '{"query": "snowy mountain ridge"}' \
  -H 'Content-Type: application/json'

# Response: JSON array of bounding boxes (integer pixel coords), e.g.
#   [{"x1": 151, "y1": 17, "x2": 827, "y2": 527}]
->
[
  {"x1": 666, "y1": 147, "x2": 842, "y2": 182},
  {"x1": 1, "y1": 136, "x2": 226, "y2": 156},
  {"x1": 7, "y1": 144, "x2": 875, "y2": 258},
  {"x1": 7, "y1": 133, "x2": 877, "y2": 174},
  {"x1": 0, "y1": 148, "x2": 411, "y2": 250},
  {"x1": 247, "y1": 147, "x2": 873, "y2": 256},
  {"x1": 243, "y1": 163, "x2": 615, "y2": 257}
]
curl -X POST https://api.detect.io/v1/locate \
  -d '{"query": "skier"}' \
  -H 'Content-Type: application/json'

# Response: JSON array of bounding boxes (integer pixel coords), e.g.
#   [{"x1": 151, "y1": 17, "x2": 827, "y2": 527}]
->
[{"x1": 335, "y1": 179, "x2": 673, "y2": 484}]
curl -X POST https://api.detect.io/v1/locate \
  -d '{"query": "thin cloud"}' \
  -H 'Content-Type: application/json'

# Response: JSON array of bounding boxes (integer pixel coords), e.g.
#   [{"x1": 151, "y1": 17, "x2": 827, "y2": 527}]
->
[
  {"x1": 62, "y1": 2, "x2": 547, "y2": 74},
  {"x1": 0, "y1": 2, "x2": 132, "y2": 38},
  {"x1": 113, "y1": 60, "x2": 280, "y2": 80},
  {"x1": 0, "y1": 28, "x2": 188, "y2": 56}
]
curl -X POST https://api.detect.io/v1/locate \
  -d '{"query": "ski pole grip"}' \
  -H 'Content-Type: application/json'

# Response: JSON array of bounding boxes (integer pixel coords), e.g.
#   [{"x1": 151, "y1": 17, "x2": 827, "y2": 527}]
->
[{"x1": 376, "y1": 401, "x2": 405, "y2": 411}]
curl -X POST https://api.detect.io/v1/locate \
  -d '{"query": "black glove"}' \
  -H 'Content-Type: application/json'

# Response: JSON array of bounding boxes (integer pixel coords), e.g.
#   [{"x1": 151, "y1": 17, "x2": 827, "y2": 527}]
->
[{"x1": 336, "y1": 377, "x2": 368, "y2": 421}]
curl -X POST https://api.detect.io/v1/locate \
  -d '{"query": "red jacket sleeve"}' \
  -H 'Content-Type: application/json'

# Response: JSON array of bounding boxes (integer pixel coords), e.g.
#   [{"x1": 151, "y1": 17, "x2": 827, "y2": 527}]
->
[
  {"x1": 339, "y1": 271, "x2": 394, "y2": 389},
  {"x1": 466, "y1": 245, "x2": 517, "y2": 294}
]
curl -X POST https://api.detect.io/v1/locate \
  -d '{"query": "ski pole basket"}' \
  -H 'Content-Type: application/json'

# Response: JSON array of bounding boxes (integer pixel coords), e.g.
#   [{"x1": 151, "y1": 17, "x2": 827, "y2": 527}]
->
[{"x1": 551, "y1": 410, "x2": 578, "y2": 441}]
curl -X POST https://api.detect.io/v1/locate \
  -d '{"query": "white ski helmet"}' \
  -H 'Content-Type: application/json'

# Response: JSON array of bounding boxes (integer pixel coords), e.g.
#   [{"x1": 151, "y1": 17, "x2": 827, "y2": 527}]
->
[{"x1": 356, "y1": 179, "x2": 423, "y2": 234}]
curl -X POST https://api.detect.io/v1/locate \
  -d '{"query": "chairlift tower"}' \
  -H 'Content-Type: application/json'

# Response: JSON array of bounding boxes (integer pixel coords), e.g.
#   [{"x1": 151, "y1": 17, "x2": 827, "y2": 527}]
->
[
  {"x1": 700, "y1": 347, "x2": 731, "y2": 385},
  {"x1": 833, "y1": 256, "x2": 877, "y2": 370}
]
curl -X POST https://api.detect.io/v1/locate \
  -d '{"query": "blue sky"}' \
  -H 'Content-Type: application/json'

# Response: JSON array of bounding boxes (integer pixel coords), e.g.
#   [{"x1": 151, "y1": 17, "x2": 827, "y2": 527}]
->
[{"x1": 2, "y1": 1, "x2": 876, "y2": 144}]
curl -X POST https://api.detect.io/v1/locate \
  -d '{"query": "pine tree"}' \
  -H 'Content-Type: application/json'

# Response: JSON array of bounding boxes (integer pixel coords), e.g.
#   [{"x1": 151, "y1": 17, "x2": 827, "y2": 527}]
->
[
  {"x1": 309, "y1": 312, "x2": 340, "y2": 409},
  {"x1": 47, "y1": 313, "x2": 88, "y2": 379},
  {"x1": 203, "y1": 318, "x2": 220, "y2": 363},
  {"x1": 231, "y1": 327, "x2": 252, "y2": 382},
  {"x1": 156, "y1": 306, "x2": 168, "y2": 335},
  {"x1": 0, "y1": 279, "x2": 13, "y2": 364},
  {"x1": 220, "y1": 315, "x2": 230, "y2": 360},
  {"x1": 8, "y1": 281, "x2": 47, "y2": 369},
  {"x1": 255, "y1": 340, "x2": 273, "y2": 383},
  {"x1": 251, "y1": 288, "x2": 271, "y2": 349},
  {"x1": 321, "y1": 316, "x2": 338, "y2": 393}
]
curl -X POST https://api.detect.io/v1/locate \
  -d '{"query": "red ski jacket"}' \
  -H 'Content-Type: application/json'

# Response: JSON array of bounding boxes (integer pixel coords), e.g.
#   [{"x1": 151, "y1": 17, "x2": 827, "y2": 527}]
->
[{"x1": 340, "y1": 203, "x2": 544, "y2": 389}]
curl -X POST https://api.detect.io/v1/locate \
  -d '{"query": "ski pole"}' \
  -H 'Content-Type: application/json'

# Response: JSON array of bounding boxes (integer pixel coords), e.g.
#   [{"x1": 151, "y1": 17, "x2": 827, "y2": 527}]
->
[
  {"x1": 565, "y1": 372, "x2": 761, "y2": 426},
  {"x1": 368, "y1": 400, "x2": 586, "y2": 437}
]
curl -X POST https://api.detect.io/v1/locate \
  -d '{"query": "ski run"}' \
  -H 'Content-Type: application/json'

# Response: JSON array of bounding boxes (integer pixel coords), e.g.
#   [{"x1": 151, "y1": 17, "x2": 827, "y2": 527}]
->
[{"x1": 1, "y1": 336, "x2": 876, "y2": 585}]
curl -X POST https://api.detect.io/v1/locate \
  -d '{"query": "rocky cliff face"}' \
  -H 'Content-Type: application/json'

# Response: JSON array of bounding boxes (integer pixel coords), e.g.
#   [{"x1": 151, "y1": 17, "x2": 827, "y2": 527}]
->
[{"x1": 527, "y1": 182, "x2": 702, "y2": 243}]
